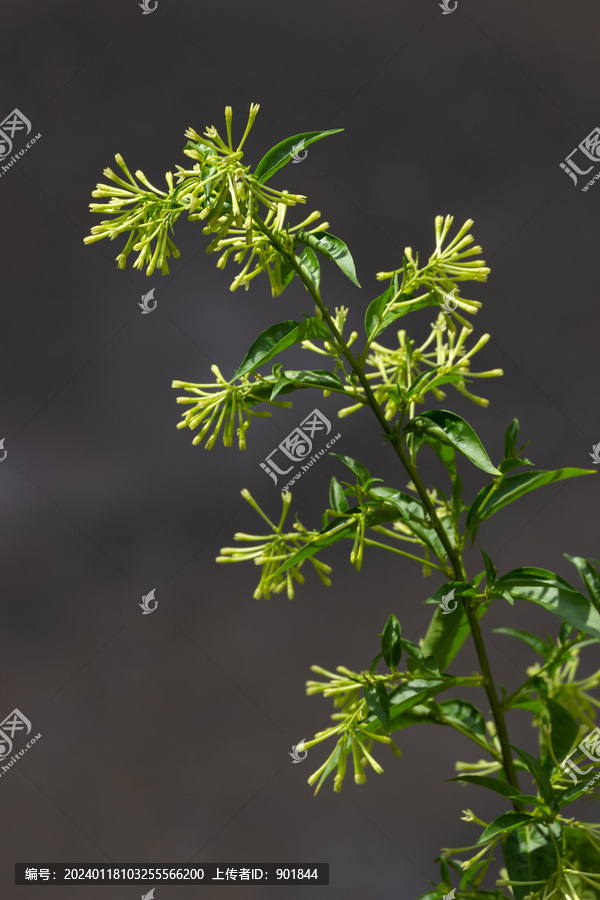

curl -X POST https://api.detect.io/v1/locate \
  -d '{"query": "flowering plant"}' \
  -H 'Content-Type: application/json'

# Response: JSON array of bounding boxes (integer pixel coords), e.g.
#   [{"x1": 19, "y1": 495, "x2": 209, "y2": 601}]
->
[{"x1": 86, "y1": 106, "x2": 600, "y2": 900}]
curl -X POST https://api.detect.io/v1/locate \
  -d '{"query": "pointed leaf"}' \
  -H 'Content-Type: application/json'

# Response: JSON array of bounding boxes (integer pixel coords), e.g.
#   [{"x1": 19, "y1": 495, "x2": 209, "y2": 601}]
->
[
  {"x1": 404, "y1": 409, "x2": 500, "y2": 476},
  {"x1": 495, "y1": 568, "x2": 600, "y2": 642},
  {"x1": 478, "y1": 812, "x2": 536, "y2": 845},
  {"x1": 480, "y1": 548, "x2": 497, "y2": 586},
  {"x1": 544, "y1": 697, "x2": 580, "y2": 764},
  {"x1": 438, "y1": 699, "x2": 487, "y2": 743},
  {"x1": 492, "y1": 627, "x2": 551, "y2": 659},
  {"x1": 381, "y1": 614, "x2": 402, "y2": 669},
  {"x1": 364, "y1": 682, "x2": 391, "y2": 733},
  {"x1": 364, "y1": 281, "x2": 397, "y2": 340},
  {"x1": 298, "y1": 246, "x2": 320, "y2": 290},
  {"x1": 233, "y1": 318, "x2": 330, "y2": 378},
  {"x1": 565, "y1": 554, "x2": 600, "y2": 613},
  {"x1": 269, "y1": 368, "x2": 345, "y2": 399},
  {"x1": 466, "y1": 468, "x2": 595, "y2": 534},
  {"x1": 448, "y1": 774, "x2": 546, "y2": 808},
  {"x1": 329, "y1": 476, "x2": 349, "y2": 513},
  {"x1": 330, "y1": 453, "x2": 370, "y2": 484},
  {"x1": 297, "y1": 230, "x2": 360, "y2": 287},
  {"x1": 511, "y1": 745, "x2": 556, "y2": 809},
  {"x1": 254, "y1": 129, "x2": 344, "y2": 183}
]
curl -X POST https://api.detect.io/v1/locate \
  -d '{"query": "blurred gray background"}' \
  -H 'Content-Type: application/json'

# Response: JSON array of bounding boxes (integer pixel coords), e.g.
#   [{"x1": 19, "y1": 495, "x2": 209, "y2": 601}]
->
[{"x1": 1, "y1": 0, "x2": 600, "y2": 897}]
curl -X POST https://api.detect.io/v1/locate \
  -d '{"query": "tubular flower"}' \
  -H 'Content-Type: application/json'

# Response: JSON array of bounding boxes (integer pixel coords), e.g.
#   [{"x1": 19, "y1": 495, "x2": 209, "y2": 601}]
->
[
  {"x1": 172, "y1": 366, "x2": 293, "y2": 450},
  {"x1": 216, "y1": 490, "x2": 332, "y2": 599}
]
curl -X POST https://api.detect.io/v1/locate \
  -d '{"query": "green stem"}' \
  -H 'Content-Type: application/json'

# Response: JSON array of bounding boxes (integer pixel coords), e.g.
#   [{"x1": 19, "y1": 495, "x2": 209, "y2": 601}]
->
[{"x1": 254, "y1": 217, "x2": 522, "y2": 802}]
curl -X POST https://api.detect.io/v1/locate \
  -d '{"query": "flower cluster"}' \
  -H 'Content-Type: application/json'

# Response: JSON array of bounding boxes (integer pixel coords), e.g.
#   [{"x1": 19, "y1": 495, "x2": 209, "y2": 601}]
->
[
  {"x1": 85, "y1": 104, "x2": 325, "y2": 292},
  {"x1": 172, "y1": 366, "x2": 293, "y2": 451},
  {"x1": 217, "y1": 490, "x2": 331, "y2": 599},
  {"x1": 302, "y1": 665, "x2": 397, "y2": 793}
]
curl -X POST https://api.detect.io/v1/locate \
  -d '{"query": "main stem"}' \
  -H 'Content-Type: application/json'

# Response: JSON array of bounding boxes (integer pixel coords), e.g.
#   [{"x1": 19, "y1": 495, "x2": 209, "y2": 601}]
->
[{"x1": 257, "y1": 220, "x2": 521, "y2": 798}]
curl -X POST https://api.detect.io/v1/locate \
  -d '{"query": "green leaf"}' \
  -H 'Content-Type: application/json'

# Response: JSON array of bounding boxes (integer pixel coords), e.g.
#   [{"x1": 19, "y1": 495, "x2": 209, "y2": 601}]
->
[
  {"x1": 448, "y1": 774, "x2": 548, "y2": 810},
  {"x1": 565, "y1": 554, "x2": 600, "y2": 613},
  {"x1": 480, "y1": 548, "x2": 497, "y2": 586},
  {"x1": 404, "y1": 409, "x2": 500, "y2": 476},
  {"x1": 466, "y1": 468, "x2": 595, "y2": 535},
  {"x1": 503, "y1": 822, "x2": 561, "y2": 900},
  {"x1": 254, "y1": 129, "x2": 344, "y2": 184},
  {"x1": 296, "y1": 230, "x2": 360, "y2": 287},
  {"x1": 421, "y1": 588, "x2": 489, "y2": 672},
  {"x1": 495, "y1": 568, "x2": 600, "y2": 642},
  {"x1": 363, "y1": 279, "x2": 440, "y2": 340},
  {"x1": 437, "y1": 699, "x2": 487, "y2": 743},
  {"x1": 544, "y1": 697, "x2": 580, "y2": 764},
  {"x1": 504, "y1": 418, "x2": 519, "y2": 459},
  {"x1": 412, "y1": 434, "x2": 457, "y2": 481},
  {"x1": 405, "y1": 366, "x2": 464, "y2": 404},
  {"x1": 364, "y1": 281, "x2": 397, "y2": 340},
  {"x1": 381, "y1": 614, "x2": 402, "y2": 669},
  {"x1": 269, "y1": 368, "x2": 345, "y2": 399},
  {"x1": 510, "y1": 745, "x2": 556, "y2": 809},
  {"x1": 491, "y1": 627, "x2": 551, "y2": 659},
  {"x1": 298, "y1": 246, "x2": 320, "y2": 290},
  {"x1": 364, "y1": 682, "x2": 391, "y2": 733},
  {"x1": 386, "y1": 678, "x2": 455, "y2": 725},
  {"x1": 329, "y1": 476, "x2": 349, "y2": 513},
  {"x1": 478, "y1": 812, "x2": 536, "y2": 845},
  {"x1": 233, "y1": 318, "x2": 330, "y2": 379},
  {"x1": 330, "y1": 453, "x2": 371, "y2": 484}
]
